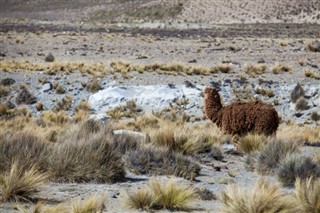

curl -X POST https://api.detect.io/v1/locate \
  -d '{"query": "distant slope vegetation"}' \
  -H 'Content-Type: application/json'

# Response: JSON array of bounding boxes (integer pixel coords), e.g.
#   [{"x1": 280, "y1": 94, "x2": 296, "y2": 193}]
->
[{"x1": 0, "y1": 0, "x2": 319, "y2": 24}]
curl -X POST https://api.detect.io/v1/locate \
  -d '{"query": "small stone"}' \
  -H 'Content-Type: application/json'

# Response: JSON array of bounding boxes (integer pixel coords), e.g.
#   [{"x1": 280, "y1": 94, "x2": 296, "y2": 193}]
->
[
  {"x1": 42, "y1": 83, "x2": 53, "y2": 92},
  {"x1": 45, "y1": 52, "x2": 55, "y2": 62}
]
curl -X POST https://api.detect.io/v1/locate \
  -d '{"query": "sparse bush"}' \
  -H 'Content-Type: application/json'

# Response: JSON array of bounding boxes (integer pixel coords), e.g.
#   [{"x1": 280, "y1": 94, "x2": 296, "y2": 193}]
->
[
  {"x1": 125, "y1": 145, "x2": 200, "y2": 180},
  {"x1": 41, "y1": 110, "x2": 70, "y2": 127},
  {"x1": 0, "y1": 161, "x2": 48, "y2": 202},
  {"x1": 216, "y1": 63, "x2": 233, "y2": 73},
  {"x1": 278, "y1": 154, "x2": 320, "y2": 187},
  {"x1": 290, "y1": 83, "x2": 304, "y2": 103},
  {"x1": 295, "y1": 97, "x2": 308, "y2": 111},
  {"x1": 221, "y1": 179, "x2": 297, "y2": 213},
  {"x1": 45, "y1": 53, "x2": 55, "y2": 62},
  {"x1": 311, "y1": 111, "x2": 320, "y2": 121},
  {"x1": 244, "y1": 64, "x2": 267, "y2": 76},
  {"x1": 272, "y1": 63, "x2": 292, "y2": 74},
  {"x1": 237, "y1": 134, "x2": 267, "y2": 154},
  {"x1": 256, "y1": 138, "x2": 300, "y2": 174},
  {"x1": 294, "y1": 177, "x2": 320, "y2": 213}
]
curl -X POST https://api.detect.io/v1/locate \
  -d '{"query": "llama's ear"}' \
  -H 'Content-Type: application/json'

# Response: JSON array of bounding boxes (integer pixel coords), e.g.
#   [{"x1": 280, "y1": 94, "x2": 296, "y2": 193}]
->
[{"x1": 202, "y1": 86, "x2": 208, "y2": 92}]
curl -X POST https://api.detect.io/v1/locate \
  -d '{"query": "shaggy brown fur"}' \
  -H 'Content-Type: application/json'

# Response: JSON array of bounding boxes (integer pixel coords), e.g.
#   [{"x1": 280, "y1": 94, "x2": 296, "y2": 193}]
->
[{"x1": 203, "y1": 86, "x2": 279, "y2": 136}]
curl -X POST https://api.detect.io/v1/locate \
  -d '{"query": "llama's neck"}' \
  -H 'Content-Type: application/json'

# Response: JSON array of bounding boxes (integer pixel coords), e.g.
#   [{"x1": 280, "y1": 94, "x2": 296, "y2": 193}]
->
[{"x1": 204, "y1": 95, "x2": 223, "y2": 124}]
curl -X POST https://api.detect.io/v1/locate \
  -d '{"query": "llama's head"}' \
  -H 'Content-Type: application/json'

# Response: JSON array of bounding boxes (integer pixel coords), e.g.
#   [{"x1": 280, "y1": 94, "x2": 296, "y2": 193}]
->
[{"x1": 203, "y1": 86, "x2": 221, "y2": 101}]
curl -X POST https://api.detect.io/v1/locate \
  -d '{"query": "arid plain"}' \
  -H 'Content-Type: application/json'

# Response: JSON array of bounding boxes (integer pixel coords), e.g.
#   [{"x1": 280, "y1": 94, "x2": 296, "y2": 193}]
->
[{"x1": 0, "y1": 0, "x2": 320, "y2": 212}]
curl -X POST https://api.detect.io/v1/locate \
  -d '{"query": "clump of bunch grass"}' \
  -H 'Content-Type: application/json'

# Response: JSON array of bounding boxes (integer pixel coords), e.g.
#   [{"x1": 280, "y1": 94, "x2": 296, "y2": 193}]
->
[
  {"x1": 125, "y1": 145, "x2": 200, "y2": 180},
  {"x1": 0, "y1": 130, "x2": 48, "y2": 172},
  {"x1": 255, "y1": 88, "x2": 275, "y2": 97},
  {"x1": 304, "y1": 126, "x2": 320, "y2": 144},
  {"x1": 310, "y1": 111, "x2": 320, "y2": 121},
  {"x1": 244, "y1": 64, "x2": 267, "y2": 76},
  {"x1": 237, "y1": 134, "x2": 267, "y2": 154},
  {"x1": 16, "y1": 86, "x2": 37, "y2": 105},
  {"x1": 256, "y1": 138, "x2": 300, "y2": 174},
  {"x1": 295, "y1": 97, "x2": 308, "y2": 111},
  {"x1": 0, "y1": 161, "x2": 48, "y2": 202},
  {"x1": 107, "y1": 100, "x2": 140, "y2": 120},
  {"x1": 278, "y1": 154, "x2": 320, "y2": 187},
  {"x1": 126, "y1": 178, "x2": 195, "y2": 210},
  {"x1": 305, "y1": 69, "x2": 320, "y2": 80},
  {"x1": 306, "y1": 42, "x2": 320, "y2": 52},
  {"x1": 71, "y1": 194, "x2": 106, "y2": 213},
  {"x1": 294, "y1": 177, "x2": 320, "y2": 212},
  {"x1": 272, "y1": 63, "x2": 292, "y2": 74},
  {"x1": 41, "y1": 110, "x2": 70, "y2": 127},
  {"x1": 86, "y1": 77, "x2": 101, "y2": 93},
  {"x1": 54, "y1": 95, "x2": 73, "y2": 111},
  {"x1": 47, "y1": 128, "x2": 125, "y2": 183},
  {"x1": 290, "y1": 83, "x2": 304, "y2": 103},
  {"x1": 74, "y1": 100, "x2": 91, "y2": 123},
  {"x1": 0, "y1": 85, "x2": 9, "y2": 98},
  {"x1": 220, "y1": 179, "x2": 297, "y2": 213}
]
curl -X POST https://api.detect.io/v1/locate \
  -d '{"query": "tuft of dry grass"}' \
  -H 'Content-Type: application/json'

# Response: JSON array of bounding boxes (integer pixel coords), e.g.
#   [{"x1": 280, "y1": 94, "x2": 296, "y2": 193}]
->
[
  {"x1": 306, "y1": 42, "x2": 320, "y2": 52},
  {"x1": 310, "y1": 111, "x2": 320, "y2": 122},
  {"x1": 71, "y1": 194, "x2": 106, "y2": 213},
  {"x1": 74, "y1": 100, "x2": 91, "y2": 123},
  {"x1": 35, "y1": 102, "x2": 44, "y2": 111},
  {"x1": 126, "y1": 178, "x2": 195, "y2": 210},
  {"x1": 125, "y1": 145, "x2": 200, "y2": 180},
  {"x1": 86, "y1": 77, "x2": 101, "y2": 93},
  {"x1": 255, "y1": 88, "x2": 275, "y2": 97},
  {"x1": 272, "y1": 63, "x2": 292, "y2": 74},
  {"x1": 244, "y1": 64, "x2": 267, "y2": 76},
  {"x1": 0, "y1": 85, "x2": 9, "y2": 98},
  {"x1": 0, "y1": 129, "x2": 48, "y2": 172},
  {"x1": 305, "y1": 69, "x2": 320, "y2": 80},
  {"x1": 290, "y1": 83, "x2": 305, "y2": 103},
  {"x1": 41, "y1": 110, "x2": 70, "y2": 127},
  {"x1": 295, "y1": 97, "x2": 308, "y2": 111},
  {"x1": 256, "y1": 138, "x2": 300, "y2": 174},
  {"x1": 237, "y1": 134, "x2": 267, "y2": 154},
  {"x1": 0, "y1": 161, "x2": 48, "y2": 202},
  {"x1": 54, "y1": 95, "x2": 73, "y2": 111},
  {"x1": 215, "y1": 63, "x2": 233, "y2": 73},
  {"x1": 47, "y1": 128, "x2": 125, "y2": 183},
  {"x1": 304, "y1": 126, "x2": 320, "y2": 144},
  {"x1": 16, "y1": 87, "x2": 37, "y2": 105},
  {"x1": 294, "y1": 177, "x2": 320, "y2": 213},
  {"x1": 278, "y1": 154, "x2": 320, "y2": 187},
  {"x1": 220, "y1": 179, "x2": 297, "y2": 213},
  {"x1": 126, "y1": 188, "x2": 156, "y2": 210}
]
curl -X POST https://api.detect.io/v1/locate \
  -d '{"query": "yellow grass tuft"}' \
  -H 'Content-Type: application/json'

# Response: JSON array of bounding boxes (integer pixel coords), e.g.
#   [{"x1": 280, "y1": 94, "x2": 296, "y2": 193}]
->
[
  {"x1": 272, "y1": 63, "x2": 292, "y2": 74},
  {"x1": 237, "y1": 134, "x2": 267, "y2": 154},
  {"x1": 221, "y1": 179, "x2": 297, "y2": 213},
  {"x1": 0, "y1": 85, "x2": 9, "y2": 97},
  {"x1": 126, "y1": 188, "x2": 156, "y2": 210},
  {"x1": 41, "y1": 110, "x2": 70, "y2": 127},
  {"x1": 0, "y1": 161, "x2": 48, "y2": 202},
  {"x1": 294, "y1": 177, "x2": 320, "y2": 213},
  {"x1": 71, "y1": 194, "x2": 106, "y2": 213},
  {"x1": 126, "y1": 178, "x2": 195, "y2": 210},
  {"x1": 305, "y1": 69, "x2": 320, "y2": 80},
  {"x1": 244, "y1": 64, "x2": 267, "y2": 76}
]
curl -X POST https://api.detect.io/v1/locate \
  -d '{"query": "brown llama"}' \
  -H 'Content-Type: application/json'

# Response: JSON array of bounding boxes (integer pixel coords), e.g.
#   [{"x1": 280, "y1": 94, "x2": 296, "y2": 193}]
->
[{"x1": 203, "y1": 86, "x2": 279, "y2": 137}]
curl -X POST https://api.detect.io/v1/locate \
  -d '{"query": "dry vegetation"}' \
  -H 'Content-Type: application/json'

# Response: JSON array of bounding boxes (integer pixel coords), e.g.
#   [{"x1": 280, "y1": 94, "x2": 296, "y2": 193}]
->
[
  {"x1": 271, "y1": 63, "x2": 292, "y2": 74},
  {"x1": 305, "y1": 69, "x2": 320, "y2": 80},
  {"x1": 221, "y1": 179, "x2": 297, "y2": 213},
  {"x1": 126, "y1": 178, "x2": 195, "y2": 210}
]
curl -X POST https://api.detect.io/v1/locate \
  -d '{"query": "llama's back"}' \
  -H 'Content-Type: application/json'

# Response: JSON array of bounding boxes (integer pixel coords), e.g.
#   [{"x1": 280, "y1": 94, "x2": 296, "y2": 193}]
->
[{"x1": 220, "y1": 101, "x2": 279, "y2": 136}]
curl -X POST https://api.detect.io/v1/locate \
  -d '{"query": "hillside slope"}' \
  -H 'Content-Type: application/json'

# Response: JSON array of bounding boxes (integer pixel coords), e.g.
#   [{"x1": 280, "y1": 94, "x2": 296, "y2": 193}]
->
[{"x1": 0, "y1": 0, "x2": 319, "y2": 24}]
